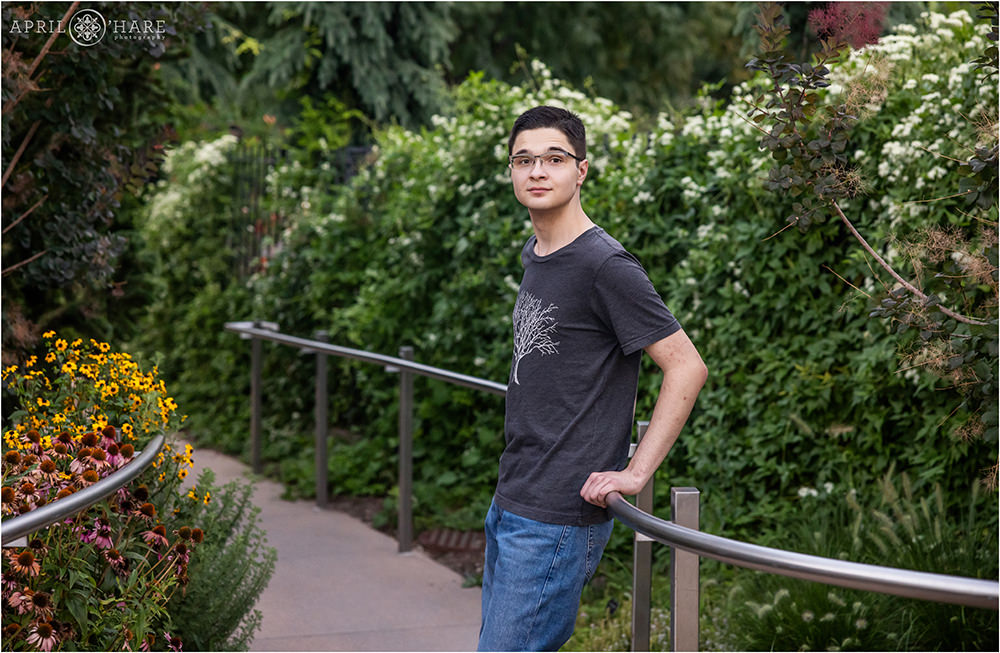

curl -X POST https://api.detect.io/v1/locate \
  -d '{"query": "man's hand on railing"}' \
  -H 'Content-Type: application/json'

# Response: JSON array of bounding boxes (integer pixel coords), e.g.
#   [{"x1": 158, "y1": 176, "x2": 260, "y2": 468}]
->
[{"x1": 580, "y1": 470, "x2": 645, "y2": 508}]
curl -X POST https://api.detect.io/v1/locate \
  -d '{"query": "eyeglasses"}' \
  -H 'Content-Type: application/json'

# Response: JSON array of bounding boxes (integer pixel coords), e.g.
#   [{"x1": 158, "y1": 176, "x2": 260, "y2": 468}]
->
[{"x1": 508, "y1": 148, "x2": 584, "y2": 171}]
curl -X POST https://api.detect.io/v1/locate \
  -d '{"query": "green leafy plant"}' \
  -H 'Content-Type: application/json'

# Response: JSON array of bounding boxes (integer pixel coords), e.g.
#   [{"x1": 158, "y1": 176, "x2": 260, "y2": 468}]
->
[
  {"x1": 713, "y1": 473, "x2": 998, "y2": 651},
  {"x1": 165, "y1": 468, "x2": 276, "y2": 651}
]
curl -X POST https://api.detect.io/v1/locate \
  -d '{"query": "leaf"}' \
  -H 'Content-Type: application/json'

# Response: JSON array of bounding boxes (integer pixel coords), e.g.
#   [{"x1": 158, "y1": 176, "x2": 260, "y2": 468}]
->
[
  {"x1": 437, "y1": 470, "x2": 459, "y2": 486},
  {"x1": 67, "y1": 594, "x2": 90, "y2": 633}
]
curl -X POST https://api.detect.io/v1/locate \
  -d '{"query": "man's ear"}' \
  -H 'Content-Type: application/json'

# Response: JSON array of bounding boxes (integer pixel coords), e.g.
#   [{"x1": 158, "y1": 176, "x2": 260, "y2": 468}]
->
[{"x1": 576, "y1": 159, "x2": 589, "y2": 187}]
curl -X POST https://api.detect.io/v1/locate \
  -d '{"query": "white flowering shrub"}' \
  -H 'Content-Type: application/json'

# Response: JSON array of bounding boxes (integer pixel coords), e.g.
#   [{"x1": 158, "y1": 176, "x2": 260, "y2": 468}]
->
[{"x1": 134, "y1": 134, "x2": 262, "y2": 456}]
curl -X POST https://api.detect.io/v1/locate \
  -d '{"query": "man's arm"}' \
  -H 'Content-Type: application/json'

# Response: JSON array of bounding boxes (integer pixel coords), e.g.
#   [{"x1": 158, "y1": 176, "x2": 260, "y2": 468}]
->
[{"x1": 580, "y1": 329, "x2": 707, "y2": 508}]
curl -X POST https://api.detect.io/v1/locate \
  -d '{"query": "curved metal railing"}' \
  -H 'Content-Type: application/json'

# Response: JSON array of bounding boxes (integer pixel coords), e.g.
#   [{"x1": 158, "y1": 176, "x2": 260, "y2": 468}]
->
[
  {"x1": 2, "y1": 434, "x2": 167, "y2": 545},
  {"x1": 225, "y1": 322, "x2": 1000, "y2": 649},
  {"x1": 606, "y1": 491, "x2": 998, "y2": 611},
  {"x1": 224, "y1": 321, "x2": 507, "y2": 395}
]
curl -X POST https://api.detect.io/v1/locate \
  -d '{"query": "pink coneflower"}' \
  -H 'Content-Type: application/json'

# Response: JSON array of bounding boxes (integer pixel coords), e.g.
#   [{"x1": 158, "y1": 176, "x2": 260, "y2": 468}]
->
[
  {"x1": 28, "y1": 538, "x2": 49, "y2": 559},
  {"x1": 29, "y1": 590, "x2": 55, "y2": 619},
  {"x1": 8, "y1": 588, "x2": 33, "y2": 614},
  {"x1": 26, "y1": 620, "x2": 59, "y2": 652},
  {"x1": 79, "y1": 516, "x2": 114, "y2": 549},
  {"x1": 142, "y1": 525, "x2": 169, "y2": 550},
  {"x1": 103, "y1": 549, "x2": 128, "y2": 576},
  {"x1": 18, "y1": 481, "x2": 40, "y2": 507},
  {"x1": 90, "y1": 448, "x2": 111, "y2": 471},
  {"x1": 50, "y1": 442, "x2": 71, "y2": 461},
  {"x1": 77, "y1": 469, "x2": 101, "y2": 488},
  {"x1": 135, "y1": 502, "x2": 157, "y2": 522},
  {"x1": 140, "y1": 632, "x2": 156, "y2": 651},
  {"x1": 56, "y1": 431, "x2": 75, "y2": 449},
  {"x1": 70, "y1": 447, "x2": 94, "y2": 474},
  {"x1": 164, "y1": 632, "x2": 183, "y2": 652},
  {"x1": 52, "y1": 620, "x2": 75, "y2": 647},
  {"x1": 2, "y1": 574, "x2": 19, "y2": 593},
  {"x1": 35, "y1": 458, "x2": 60, "y2": 485},
  {"x1": 106, "y1": 443, "x2": 125, "y2": 467},
  {"x1": 101, "y1": 425, "x2": 118, "y2": 448},
  {"x1": 172, "y1": 541, "x2": 190, "y2": 565},
  {"x1": 25, "y1": 429, "x2": 43, "y2": 454},
  {"x1": 6, "y1": 550, "x2": 41, "y2": 576},
  {"x1": 115, "y1": 486, "x2": 134, "y2": 507},
  {"x1": 2, "y1": 486, "x2": 16, "y2": 515},
  {"x1": 4, "y1": 450, "x2": 21, "y2": 467}
]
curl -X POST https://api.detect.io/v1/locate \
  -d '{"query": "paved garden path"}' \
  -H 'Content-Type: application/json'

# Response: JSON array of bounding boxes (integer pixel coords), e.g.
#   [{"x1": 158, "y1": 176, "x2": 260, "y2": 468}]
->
[{"x1": 184, "y1": 443, "x2": 482, "y2": 651}]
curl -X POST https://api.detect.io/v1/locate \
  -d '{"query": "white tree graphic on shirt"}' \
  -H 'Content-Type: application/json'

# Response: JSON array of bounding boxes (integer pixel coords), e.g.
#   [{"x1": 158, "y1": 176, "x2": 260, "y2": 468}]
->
[{"x1": 512, "y1": 291, "x2": 560, "y2": 385}]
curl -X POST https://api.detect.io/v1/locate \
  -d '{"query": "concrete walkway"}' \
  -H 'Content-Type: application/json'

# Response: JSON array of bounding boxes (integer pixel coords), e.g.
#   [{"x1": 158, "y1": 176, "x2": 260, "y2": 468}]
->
[{"x1": 184, "y1": 443, "x2": 482, "y2": 651}]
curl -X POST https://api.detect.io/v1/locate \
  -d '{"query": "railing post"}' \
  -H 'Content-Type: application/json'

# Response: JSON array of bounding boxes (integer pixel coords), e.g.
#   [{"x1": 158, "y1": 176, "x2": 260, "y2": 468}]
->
[
  {"x1": 632, "y1": 421, "x2": 652, "y2": 652},
  {"x1": 250, "y1": 321, "x2": 263, "y2": 474},
  {"x1": 398, "y1": 346, "x2": 414, "y2": 553},
  {"x1": 671, "y1": 487, "x2": 700, "y2": 652},
  {"x1": 314, "y1": 331, "x2": 329, "y2": 509}
]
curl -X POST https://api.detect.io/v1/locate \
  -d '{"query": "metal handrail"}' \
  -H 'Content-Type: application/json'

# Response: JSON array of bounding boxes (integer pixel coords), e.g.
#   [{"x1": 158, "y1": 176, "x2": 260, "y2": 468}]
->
[
  {"x1": 223, "y1": 321, "x2": 999, "y2": 649},
  {"x1": 224, "y1": 322, "x2": 507, "y2": 396},
  {"x1": 606, "y1": 491, "x2": 999, "y2": 611},
  {"x1": 224, "y1": 320, "x2": 507, "y2": 552},
  {"x1": 2, "y1": 434, "x2": 167, "y2": 545}
]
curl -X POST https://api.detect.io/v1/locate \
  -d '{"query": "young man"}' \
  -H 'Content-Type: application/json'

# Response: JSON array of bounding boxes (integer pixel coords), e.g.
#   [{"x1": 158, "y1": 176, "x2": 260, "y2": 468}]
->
[{"x1": 478, "y1": 106, "x2": 708, "y2": 651}]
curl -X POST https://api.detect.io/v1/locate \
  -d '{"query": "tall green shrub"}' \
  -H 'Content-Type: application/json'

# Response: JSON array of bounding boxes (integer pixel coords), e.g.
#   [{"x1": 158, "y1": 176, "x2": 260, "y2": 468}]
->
[
  {"x1": 134, "y1": 11, "x2": 997, "y2": 552},
  {"x1": 166, "y1": 469, "x2": 276, "y2": 651},
  {"x1": 132, "y1": 135, "x2": 256, "y2": 455}
]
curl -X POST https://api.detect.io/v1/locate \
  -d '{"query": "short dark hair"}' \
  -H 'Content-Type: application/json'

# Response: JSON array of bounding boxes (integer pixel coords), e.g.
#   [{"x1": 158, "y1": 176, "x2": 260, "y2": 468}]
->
[{"x1": 507, "y1": 106, "x2": 586, "y2": 160}]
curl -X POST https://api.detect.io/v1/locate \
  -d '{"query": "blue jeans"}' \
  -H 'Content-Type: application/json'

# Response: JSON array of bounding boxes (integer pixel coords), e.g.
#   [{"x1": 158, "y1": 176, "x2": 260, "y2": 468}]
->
[{"x1": 478, "y1": 499, "x2": 615, "y2": 651}]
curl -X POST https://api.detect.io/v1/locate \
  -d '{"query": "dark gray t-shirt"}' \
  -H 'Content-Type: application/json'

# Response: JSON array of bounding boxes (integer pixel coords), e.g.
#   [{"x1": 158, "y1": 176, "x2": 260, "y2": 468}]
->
[{"x1": 495, "y1": 226, "x2": 680, "y2": 526}]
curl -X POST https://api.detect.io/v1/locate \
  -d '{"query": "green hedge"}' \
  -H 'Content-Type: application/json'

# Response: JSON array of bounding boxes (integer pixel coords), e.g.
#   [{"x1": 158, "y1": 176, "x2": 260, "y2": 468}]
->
[{"x1": 133, "y1": 11, "x2": 997, "y2": 547}]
